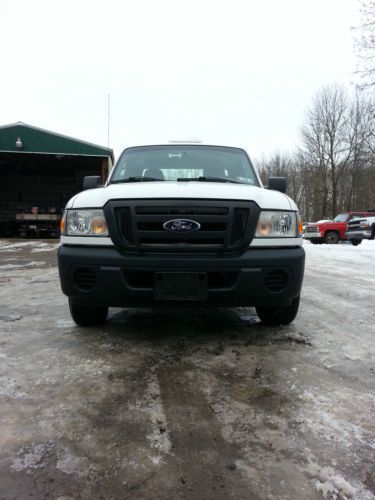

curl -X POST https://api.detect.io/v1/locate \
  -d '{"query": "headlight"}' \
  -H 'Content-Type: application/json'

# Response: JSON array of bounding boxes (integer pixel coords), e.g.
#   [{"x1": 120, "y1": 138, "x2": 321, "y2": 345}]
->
[
  {"x1": 65, "y1": 209, "x2": 108, "y2": 236},
  {"x1": 360, "y1": 221, "x2": 370, "y2": 229},
  {"x1": 255, "y1": 211, "x2": 299, "y2": 238}
]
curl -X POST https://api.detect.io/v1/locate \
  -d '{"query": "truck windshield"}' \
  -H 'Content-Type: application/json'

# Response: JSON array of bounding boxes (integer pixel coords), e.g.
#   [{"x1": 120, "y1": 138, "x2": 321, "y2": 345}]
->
[
  {"x1": 333, "y1": 214, "x2": 349, "y2": 222},
  {"x1": 110, "y1": 145, "x2": 259, "y2": 185}
]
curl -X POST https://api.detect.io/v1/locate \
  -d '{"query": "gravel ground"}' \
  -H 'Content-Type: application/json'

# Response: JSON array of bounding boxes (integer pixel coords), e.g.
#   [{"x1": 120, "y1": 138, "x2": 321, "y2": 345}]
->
[{"x1": 0, "y1": 239, "x2": 374, "y2": 500}]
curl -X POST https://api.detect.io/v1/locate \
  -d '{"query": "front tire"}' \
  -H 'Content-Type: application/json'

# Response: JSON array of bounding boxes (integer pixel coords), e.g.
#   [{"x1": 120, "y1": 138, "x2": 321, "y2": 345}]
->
[
  {"x1": 351, "y1": 240, "x2": 362, "y2": 246},
  {"x1": 69, "y1": 299, "x2": 108, "y2": 327},
  {"x1": 324, "y1": 231, "x2": 339, "y2": 244},
  {"x1": 256, "y1": 296, "x2": 300, "y2": 327}
]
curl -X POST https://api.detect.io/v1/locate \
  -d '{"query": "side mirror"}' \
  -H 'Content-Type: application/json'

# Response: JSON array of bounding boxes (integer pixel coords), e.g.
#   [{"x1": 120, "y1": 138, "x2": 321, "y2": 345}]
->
[
  {"x1": 268, "y1": 177, "x2": 287, "y2": 193},
  {"x1": 83, "y1": 176, "x2": 102, "y2": 190}
]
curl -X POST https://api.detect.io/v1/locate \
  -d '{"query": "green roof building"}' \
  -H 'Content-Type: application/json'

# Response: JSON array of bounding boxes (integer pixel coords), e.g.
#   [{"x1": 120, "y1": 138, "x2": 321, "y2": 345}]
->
[
  {"x1": 0, "y1": 122, "x2": 114, "y2": 237},
  {"x1": 0, "y1": 122, "x2": 114, "y2": 160}
]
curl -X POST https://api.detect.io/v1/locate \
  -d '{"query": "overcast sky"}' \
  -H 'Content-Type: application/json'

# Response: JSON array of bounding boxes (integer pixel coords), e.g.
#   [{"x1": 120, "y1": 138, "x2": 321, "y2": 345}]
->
[{"x1": 0, "y1": 0, "x2": 360, "y2": 161}]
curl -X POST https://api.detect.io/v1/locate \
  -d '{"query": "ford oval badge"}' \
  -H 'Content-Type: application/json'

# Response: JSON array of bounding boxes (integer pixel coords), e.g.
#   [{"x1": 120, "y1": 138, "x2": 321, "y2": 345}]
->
[{"x1": 163, "y1": 219, "x2": 201, "y2": 233}]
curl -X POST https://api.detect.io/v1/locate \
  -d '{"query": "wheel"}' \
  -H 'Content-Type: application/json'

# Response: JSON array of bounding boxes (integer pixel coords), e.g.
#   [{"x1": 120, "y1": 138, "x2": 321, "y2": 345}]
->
[
  {"x1": 256, "y1": 296, "x2": 300, "y2": 327},
  {"x1": 324, "y1": 231, "x2": 339, "y2": 244},
  {"x1": 69, "y1": 299, "x2": 108, "y2": 327},
  {"x1": 351, "y1": 239, "x2": 362, "y2": 246},
  {"x1": 371, "y1": 225, "x2": 375, "y2": 240}
]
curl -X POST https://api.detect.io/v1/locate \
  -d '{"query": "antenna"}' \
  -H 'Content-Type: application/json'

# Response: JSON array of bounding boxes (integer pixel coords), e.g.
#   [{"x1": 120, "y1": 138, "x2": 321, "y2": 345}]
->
[{"x1": 107, "y1": 93, "x2": 110, "y2": 149}]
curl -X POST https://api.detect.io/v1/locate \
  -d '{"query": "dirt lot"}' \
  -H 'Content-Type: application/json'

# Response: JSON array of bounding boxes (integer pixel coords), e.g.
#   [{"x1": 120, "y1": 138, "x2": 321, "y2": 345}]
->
[{"x1": 0, "y1": 239, "x2": 374, "y2": 500}]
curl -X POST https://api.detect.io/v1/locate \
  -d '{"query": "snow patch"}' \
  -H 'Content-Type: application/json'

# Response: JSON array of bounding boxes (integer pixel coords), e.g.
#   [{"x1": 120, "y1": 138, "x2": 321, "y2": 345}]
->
[
  {"x1": 149, "y1": 454, "x2": 165, "y2": 466},
  {"x1": 0, "y1": 377, "x2": 26, "y2": 399},
  {"x1": 139, "y1": 372, "x2": 172, "y2": 454},
  {"x1": 0, "y1": 240, "x2": 58, "y2": 254},
  {"x1": 11, "y1": 441, "x2": 54, "y2": 473},
  {"x1": 55, "y1": 319, "x2": 75, "y2": 328},
  {"x1": 305, "y1": 460, "x2": 374, "y2": 500},
  {"x1": 56, "y1": 447, "x2": 96, "y2": 478},
  {"x1": 31, "y1": 244, "x2": 59, "y2": 253},
  {"x1": 0, "y1": 261, "x2": 44, "y2": 269}
]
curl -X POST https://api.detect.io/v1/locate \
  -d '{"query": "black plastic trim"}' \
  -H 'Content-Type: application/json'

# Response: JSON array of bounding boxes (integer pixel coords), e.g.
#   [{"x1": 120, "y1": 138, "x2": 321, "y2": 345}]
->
[{"x1": 58, "y1": 245, "x2": 305, "y2": 308}]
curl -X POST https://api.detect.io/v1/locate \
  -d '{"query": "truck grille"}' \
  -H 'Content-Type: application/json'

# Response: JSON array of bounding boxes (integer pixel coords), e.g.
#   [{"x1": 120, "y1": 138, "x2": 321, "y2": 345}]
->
[
  {"x1": 305, "y1": 225, "x2": 318, "y2": 233},
  {"x1": 105, "y1": 199, "x2": 260, "y2": 253},
  {"x1": 347, "y1": 220, "x2": 362, "y2": 231}
]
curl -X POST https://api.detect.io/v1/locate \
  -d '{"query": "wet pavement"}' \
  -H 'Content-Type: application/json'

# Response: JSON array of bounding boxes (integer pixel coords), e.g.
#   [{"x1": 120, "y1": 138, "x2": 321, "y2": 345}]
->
[{"x1": 0, "y1": 239, "x2": 374, "y2": 500}]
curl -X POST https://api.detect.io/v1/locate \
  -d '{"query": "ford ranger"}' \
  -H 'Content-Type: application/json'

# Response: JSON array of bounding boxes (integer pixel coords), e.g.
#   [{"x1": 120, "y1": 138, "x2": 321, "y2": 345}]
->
[{"x1": 58, "y1": 144, "x2": 305, "y2": 327}]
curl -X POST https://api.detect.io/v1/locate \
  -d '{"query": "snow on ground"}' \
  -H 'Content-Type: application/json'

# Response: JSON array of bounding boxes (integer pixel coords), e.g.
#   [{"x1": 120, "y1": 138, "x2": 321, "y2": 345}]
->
[
  {"x1": 0, "y1": 261, "x2": 45, "y2": 269},
  {"x1": 303, "y1": 238, "x2": 375, "y2": 266},
  {"x1": 0, "y1": 240, "x2": 59, "y2": 252}
]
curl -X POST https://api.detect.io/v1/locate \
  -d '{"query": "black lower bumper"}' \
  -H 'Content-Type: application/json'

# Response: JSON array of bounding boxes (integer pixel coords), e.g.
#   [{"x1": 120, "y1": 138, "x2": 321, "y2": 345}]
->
[{"x1": 58, "y1": 245, "x2": 305, "y2": 308}]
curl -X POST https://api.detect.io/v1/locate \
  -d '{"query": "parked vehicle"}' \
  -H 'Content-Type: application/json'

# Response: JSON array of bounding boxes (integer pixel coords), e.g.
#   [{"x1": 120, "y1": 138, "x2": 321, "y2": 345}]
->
[
  {"x1": 346, "y1": 215, "x2": 375, "y2": 245},
  {"x1": 58, "y1": 144, "x2": 305, "y2": 327},
  {"x1": 303, "y1": 211, "x2": 375, "y2": 244}
]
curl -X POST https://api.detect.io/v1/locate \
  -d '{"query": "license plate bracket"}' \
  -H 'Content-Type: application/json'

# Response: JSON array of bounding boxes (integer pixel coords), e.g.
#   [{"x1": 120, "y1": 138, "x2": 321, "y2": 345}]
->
[{"x1": 154, "y1": 272, "x2": 207, "y2": 301}]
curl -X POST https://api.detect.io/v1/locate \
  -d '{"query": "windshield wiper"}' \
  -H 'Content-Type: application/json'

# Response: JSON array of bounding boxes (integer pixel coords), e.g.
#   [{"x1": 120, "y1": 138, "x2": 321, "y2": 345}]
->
[
  {"x1": 111, "y1": 176, "x2": 164, "y2": 184},
  {"x1": 176, "y1": 176, "x2": 241, "y2": 184},
  {"x1": 111, "y1": 176, "x2": 243, "y2": 184}
]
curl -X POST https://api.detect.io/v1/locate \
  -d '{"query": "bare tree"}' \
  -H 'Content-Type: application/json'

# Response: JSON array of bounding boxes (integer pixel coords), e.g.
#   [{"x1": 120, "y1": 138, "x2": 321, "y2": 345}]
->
[
  {"x1": 343, "y1": 91, "x2": 375, "y2": 208},
  {"x1": 256, "y1": 152, "x2": 308, "y2": 217},
  {"x1": 300, "y1": 85, "x2": 355, "y2": 217},
  {"x1": 354, "y1": 0, "x2": 375, "y2": 87},
  {"x1": 255, "y1": 85, "x2": 375, "y2": 221}
]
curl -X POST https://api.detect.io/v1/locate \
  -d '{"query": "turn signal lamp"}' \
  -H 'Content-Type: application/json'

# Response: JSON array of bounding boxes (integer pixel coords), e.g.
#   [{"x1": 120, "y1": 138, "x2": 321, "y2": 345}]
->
[
  {"x1": 258, "y1": 220, "x2": 272, "y2": 237},
  {"x1": 91, "y1": 216, "x2": 108, "y2": 235},
  {"x1": 60, "y1": 214, "x2": 65, "y2": 235},
  {"x1": 298, "y1": 215, "x2": 303, "y2": 237}
]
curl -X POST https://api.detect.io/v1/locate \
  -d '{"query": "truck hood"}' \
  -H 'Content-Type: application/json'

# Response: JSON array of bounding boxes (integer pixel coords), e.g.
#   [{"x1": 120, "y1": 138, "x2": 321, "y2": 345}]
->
[{"x1": 67, "y1": 182, "x2": 295, "y2": 210}]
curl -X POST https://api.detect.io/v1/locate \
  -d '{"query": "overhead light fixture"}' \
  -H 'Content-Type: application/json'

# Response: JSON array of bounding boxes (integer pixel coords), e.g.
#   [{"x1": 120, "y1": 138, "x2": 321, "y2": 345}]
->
[
  {"x1": 169, "y1": 139, "x2": 202, "y2": 144},
  {"x1": 15, "y1": 137, "x2": 23, "y2": 148}
]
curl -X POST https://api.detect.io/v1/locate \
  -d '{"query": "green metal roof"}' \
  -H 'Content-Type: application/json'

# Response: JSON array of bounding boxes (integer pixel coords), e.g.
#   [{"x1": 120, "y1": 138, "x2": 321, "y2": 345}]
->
[{"x1": 0, "y1": 122, "x2": 114, "y2": 161}]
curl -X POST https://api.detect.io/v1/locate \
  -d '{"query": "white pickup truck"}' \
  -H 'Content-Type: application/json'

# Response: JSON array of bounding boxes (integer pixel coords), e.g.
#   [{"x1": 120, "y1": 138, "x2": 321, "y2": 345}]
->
[
  {"x1": 58, "y1": 144, "x2": 305, "y2": 327},
  {"x1": 346, "y1": 215, "x2": 375, "y2": 245}
]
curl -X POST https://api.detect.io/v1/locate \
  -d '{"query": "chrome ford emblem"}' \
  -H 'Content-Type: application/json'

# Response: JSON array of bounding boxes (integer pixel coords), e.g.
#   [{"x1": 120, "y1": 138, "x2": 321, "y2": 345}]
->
[{"x1": 163, "y1": 219, "x2": 201, "y2": 233}]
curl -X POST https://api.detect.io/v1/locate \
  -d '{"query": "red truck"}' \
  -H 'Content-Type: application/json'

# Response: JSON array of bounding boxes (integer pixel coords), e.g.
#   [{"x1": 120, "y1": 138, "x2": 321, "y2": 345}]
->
[{"x1": 304, "y1": 211, "x2": 375, "y2": 245}]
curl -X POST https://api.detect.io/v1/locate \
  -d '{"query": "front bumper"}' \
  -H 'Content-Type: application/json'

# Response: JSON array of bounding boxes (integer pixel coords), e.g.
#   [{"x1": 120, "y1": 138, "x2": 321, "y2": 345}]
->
[
  {"x1": 58, "y1": 245, "x2": 305, "y2": 308},
  {"x1": 303, "y1": 232, "x2": 321, "y2": 239},
  {"x1": 346, "y1": 230, "x2": 371, "y2": 240}
]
